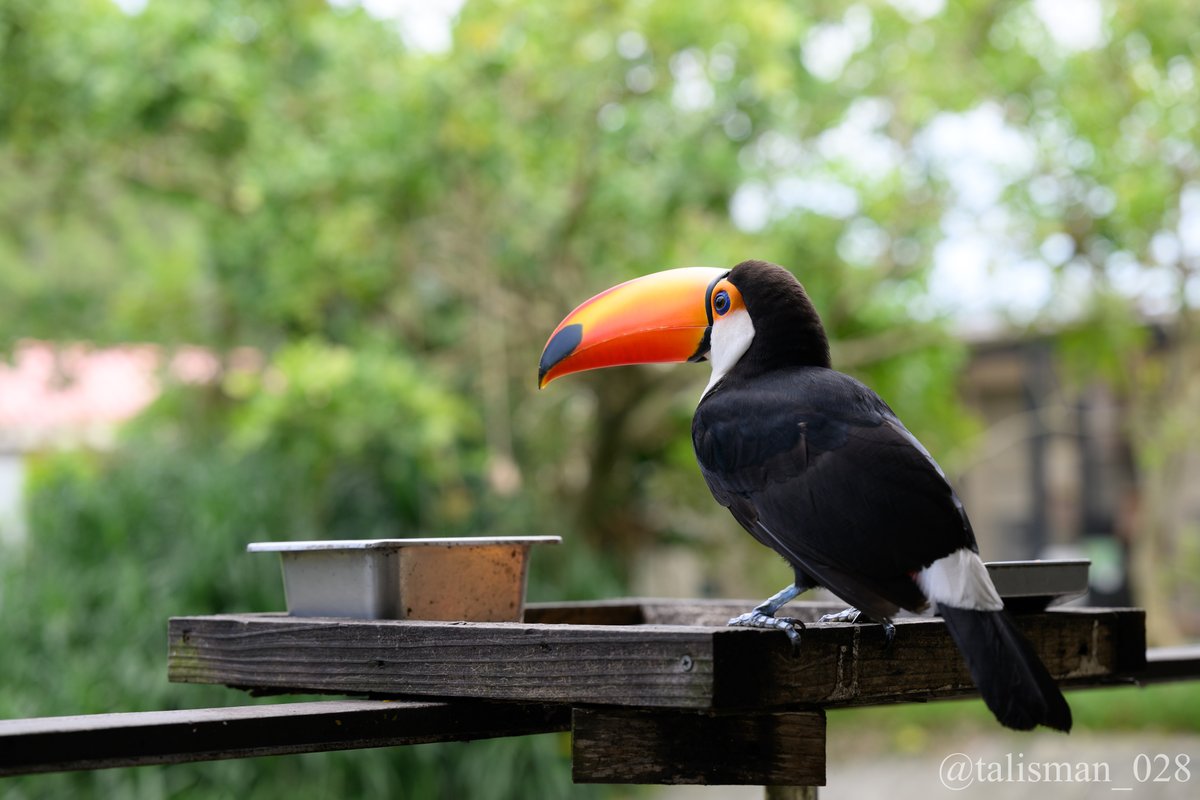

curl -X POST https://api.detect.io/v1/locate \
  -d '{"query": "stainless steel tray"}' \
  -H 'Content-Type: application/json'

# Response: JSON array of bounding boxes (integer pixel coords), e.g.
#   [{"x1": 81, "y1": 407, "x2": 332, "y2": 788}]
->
[
  {"x1": 986, "y1": 559, "x2": 1091, "y2": 611},
  {"x1": 249, "y1": 536, "x2": 561, "y2": 621}
]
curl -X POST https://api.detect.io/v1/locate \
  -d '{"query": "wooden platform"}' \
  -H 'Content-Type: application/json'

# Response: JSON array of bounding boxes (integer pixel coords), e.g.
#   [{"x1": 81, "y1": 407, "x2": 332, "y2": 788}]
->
[
  {"x1": 167, "y1": 600, "x2": 1147, "y2": 710},
  {"x1": 1, "y1": 599, "x2": 1167, "y2": 785},
  {"x1": 158, "y1": 599, "x2": 1149, "y2": 786}
]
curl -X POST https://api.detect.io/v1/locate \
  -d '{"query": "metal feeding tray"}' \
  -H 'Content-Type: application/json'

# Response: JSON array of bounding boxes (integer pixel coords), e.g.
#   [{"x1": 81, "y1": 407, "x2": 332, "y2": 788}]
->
[
  {"x1": 248, "y1": 536, "x2": 561, "y2": 621},
  {"x1": 985, "y1": 559, "x2": 1091, "y2": 612}
]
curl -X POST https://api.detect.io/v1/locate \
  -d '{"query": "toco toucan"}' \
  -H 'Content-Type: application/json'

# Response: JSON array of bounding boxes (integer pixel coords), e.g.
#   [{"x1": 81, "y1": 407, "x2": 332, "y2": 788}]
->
[{"x1": 538, "y1": 259, "x2": 1072, "y2": 732}]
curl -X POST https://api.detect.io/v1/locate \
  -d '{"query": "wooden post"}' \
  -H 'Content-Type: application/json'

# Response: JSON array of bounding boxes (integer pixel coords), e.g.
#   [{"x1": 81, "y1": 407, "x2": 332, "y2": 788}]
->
[
  {"x1": 765, "y1": 786, "x2": 818, "y2": 800},
  {"x1": 571, "y1": 707, "x2": 825, "y2": 786}
]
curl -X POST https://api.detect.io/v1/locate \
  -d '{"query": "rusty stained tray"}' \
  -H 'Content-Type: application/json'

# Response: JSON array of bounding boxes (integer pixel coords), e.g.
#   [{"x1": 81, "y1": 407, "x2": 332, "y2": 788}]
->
[{"x1": 248, "y1": 536, "x2": 561, "y2": 621}]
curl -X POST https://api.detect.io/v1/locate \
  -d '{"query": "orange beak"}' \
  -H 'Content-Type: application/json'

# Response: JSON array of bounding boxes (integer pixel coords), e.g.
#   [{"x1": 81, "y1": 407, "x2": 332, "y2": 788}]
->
[{"x1": 538, "y1": 267, "x2": 727, "y2": 388}]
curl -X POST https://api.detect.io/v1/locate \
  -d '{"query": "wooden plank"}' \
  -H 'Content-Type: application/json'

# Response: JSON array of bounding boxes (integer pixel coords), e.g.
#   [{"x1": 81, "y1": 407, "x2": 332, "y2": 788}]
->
[
  {"x1": 169, "y1": 608, "x2": 1143, "y2": 711},
  {"x1": 524, "y1": 599, "x2": 648, "y2": 625},
  {"x1": 525, "y1": 599, "x2": 843, "y2": 627},
  {"x1": 0, "y1": 700, "x2": 569, "y2": 776},
  {"x1": 170, "y1": 615, "x2": 716, "y2": 708},
  {"x1": 712, "y1": 607, "x2": 1146, "y2": 708},
  {"x1": 1141, "y1": 645, "x2": 1200, "y2": 684},
  {"x1": 571, "y1": 707, "x2": 825, "y2": 785}
]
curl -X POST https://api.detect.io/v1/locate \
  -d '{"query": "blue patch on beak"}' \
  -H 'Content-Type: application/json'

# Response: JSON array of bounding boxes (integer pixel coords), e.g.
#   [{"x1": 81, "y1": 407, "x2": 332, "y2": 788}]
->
[{"x1": 538, "y1": 323, "x2": 583, "y2": 386}]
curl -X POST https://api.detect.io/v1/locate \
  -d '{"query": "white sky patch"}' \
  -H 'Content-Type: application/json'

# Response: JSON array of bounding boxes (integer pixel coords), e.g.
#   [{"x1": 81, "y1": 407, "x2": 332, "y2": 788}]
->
[
  {"x1": 1139, "y1": 265, "x2": 1183, "y2": 315},
  {"x1": 915, "y1": 103, "x2": 1051, "y2": 328},
  {"x1": 1040, "y1": 232, "x2": 1076, "y2": 266},
  {"x1": 929, "y1": 235, "x2": 993, "y2": 327},
  {"x1": 802, "y1": 5, "x2": 873, "y2": 82},
  {"x1": 1187, "y1": 274, "x2": 1200, "y2": 308},
  {"x1": 778, "y1": 177, "x2": 860, "y2": 219},
  {"x1": 929, "y1": 236, "x2": 1054, "y2": 331},
  {"x1": 1032, "y1": 0, "x2": 1107, "y2": 52},
  {"x1": 1106, "y1": 250, "x2": 1144, "y2": 297},
  {"x1": 1150, "y1": 230, "x2": 1182, "y2": 266},
  {"x1": 887, "y1": 0, "x2": 946, "y2": 23},
  {"x1": 1107, "y1": 250, "x2": 1186, "y2": 316},
  {"x1": 670, "y1": 49, "x2": 715, "y2": 112},
  {"x1": 916, "y1": 102, "x2": 1037, "y2": 212},
  {"x1": 730, "y1": 183, "x2": 772, "y2": 233},
  {"x1": 729, "y1": 175, "x2": 860, "y2": 233},
  {"x1": 616, "y1": 31, "x2": 647, "y2": 60},
  {"x1": 817, "y1": 98, "x2": 904, "y2": 179},
  {"x1": 111, "y1": 0, "x2": 147, "y2": 13},
  {"x1": 1179, "y1": 183, "x2": 1200, "y2": 260},
  {"x1": 330, "y1": 0, "x2": 465, "y2": 54},
  {"x1": 749, "y1": 131, "x2": 807, "y2": 171},
  {"x1": 838, "y1": 217, "x2": 891, "y2": 266}
]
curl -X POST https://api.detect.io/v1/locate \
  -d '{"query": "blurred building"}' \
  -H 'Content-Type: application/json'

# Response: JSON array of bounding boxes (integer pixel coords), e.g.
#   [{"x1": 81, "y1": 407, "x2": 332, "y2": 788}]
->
[
  {"x1": 956, "y1": 329, "x2": 1200, "y2": 611},
  {"x1": 0, "y1": 341, "x2": 219, "y2": 543}
]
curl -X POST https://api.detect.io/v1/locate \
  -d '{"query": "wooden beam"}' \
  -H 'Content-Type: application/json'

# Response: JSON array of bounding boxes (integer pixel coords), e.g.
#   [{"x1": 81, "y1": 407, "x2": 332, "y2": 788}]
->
[
  {"x1": 712, "y1": 607, "x2": 1147, "y2": 708},
  {"x1": 170, "y1": 614, "x2": 717, "y2": 708},
  {"x1": 571, "y1": 707, "x2": 825, "y2": 786},
  {"x1": 169, "y1": 606, "x2": 1144, "y2": 711},
  {"x1": 0, "y1": 700, "x2": 569, "y2": 776}
]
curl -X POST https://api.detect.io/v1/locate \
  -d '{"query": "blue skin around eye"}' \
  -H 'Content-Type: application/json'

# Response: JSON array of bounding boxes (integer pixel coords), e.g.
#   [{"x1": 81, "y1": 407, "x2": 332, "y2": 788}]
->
[{"x1": 714, "y1": 291, "x2": 730, "y2": 315}]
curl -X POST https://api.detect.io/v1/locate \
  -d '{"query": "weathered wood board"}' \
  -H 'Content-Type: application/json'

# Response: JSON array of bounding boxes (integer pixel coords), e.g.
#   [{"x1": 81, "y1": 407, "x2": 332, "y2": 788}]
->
[
  {"x1": 168, "y1": 602, "x2": 1145, "y2": 710},
  {"x1": 0, "y1": 700, "x2": 569, "y2": 776},
  {"x1": 572, "y1": 707, "x2": 825, "y2": 785},
  {"x1": 171, "y1": 615, "x2": 717, "y2": 708}
]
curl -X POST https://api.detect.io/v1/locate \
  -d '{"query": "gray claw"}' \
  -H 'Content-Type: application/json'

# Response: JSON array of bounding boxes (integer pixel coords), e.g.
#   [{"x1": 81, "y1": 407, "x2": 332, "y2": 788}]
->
[
  {"x1": 728, "y1": 610, "x2": 806, "y2": 647},
  {"x1": 819, "y1": 607, "x2": 896, "y2": 646},
  {"x1": 818, "y1": 607, "x2": 863, "y2": 625}
]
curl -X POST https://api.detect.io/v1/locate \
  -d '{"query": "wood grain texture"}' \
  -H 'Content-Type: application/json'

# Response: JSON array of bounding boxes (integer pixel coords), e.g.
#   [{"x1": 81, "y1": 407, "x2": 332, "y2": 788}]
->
[
  {"x1": 169, "y1": 606, "x2": 1144, "y2": 711},
  {"x1": 712, "y1": 607, "x2": 1146, "y2": 708},
  {"x1": 572, "y1": 707, "x2": 825, "y2": 785},
  {"x1": 0, "y1": 700, "x2": 569, "y2": 776},
  {"x1": 170, "y1": 615, "x2": 715, "y2": 708}
]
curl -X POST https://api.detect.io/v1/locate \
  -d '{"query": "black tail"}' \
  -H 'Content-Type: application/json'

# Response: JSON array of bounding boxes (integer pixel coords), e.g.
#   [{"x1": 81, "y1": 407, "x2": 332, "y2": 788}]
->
[{"x1": 939, "y1": 606, "x2": 1073, "y2": 732}]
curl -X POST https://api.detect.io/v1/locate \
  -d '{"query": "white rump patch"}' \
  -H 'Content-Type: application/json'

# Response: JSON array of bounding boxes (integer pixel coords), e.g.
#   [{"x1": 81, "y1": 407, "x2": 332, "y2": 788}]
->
[
  {"x1": 703, "y1": 308, "x2": 755, "y2": 396},
  {"x1": 917, "y1": 547, "x2": 1004, "y2": 611}
]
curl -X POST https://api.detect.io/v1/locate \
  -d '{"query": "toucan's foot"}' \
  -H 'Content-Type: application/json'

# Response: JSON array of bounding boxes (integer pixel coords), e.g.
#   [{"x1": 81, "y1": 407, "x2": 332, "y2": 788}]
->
[
  {"x1": 728, "y1": 610, "x2": 806, "y2": 648},
  {"x1": 818, "y1": 607, "x2": 862, "y2": 625},
  {"x1": 819, "y1": 607, "x2": 896, "y2": 647}
]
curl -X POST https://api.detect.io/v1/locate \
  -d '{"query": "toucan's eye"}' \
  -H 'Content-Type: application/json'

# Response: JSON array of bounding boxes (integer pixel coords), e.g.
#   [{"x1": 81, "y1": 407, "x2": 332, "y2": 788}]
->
[{"x1": 713, "y1": 290, "x2": 731, "y2": 316}]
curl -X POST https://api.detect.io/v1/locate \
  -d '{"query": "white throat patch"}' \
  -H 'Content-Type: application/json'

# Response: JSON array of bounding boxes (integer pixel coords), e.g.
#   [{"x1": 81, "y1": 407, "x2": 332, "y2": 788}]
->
[{"x1": 703, "y1": 308, "x2": 755, "y2": 396}]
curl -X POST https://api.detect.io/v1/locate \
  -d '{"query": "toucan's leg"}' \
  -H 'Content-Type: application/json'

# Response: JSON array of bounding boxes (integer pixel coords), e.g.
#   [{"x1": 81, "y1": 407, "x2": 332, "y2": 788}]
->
[
  {"x1": 728, "y1": 583, "x2": 806, "y2": 645},
  {"x1": 818, "y1": 607, "x2": 862, "y2": 624},
  {"x1": 819, "y1": 606, "x2": 896, "y2": 646}
]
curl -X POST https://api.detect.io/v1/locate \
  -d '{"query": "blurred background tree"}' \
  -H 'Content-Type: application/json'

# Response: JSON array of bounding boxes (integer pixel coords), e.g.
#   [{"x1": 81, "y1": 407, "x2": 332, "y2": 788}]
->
[{"x1": 1, "y1": 0, "x2": 1197, "y2": 797}]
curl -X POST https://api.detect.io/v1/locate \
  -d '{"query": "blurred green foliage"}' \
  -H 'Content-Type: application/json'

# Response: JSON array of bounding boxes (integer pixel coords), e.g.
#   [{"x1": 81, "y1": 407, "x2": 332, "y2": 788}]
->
[
  {"x1": 829, "y1": 681, "x2": 1200, "y2": 754},
  {"x1": 1, "y1": 392, "x2": 600, "y2": 798},
  {"x1": 2, "y1": 0, "x2": 1198, "y2": 796}
]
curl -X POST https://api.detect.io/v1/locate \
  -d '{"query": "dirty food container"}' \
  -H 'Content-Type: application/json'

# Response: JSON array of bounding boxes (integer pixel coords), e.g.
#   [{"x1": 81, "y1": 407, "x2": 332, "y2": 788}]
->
[
  {"x1": 247, "y1": 536, "x2": 561, "y2": 621},
  {"x1": 985, "y1": 559, "x2": 1090, "y2": 612}
]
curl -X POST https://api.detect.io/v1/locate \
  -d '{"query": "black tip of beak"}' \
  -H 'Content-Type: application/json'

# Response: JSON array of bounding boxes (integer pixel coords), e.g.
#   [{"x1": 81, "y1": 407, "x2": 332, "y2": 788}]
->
[{"x1": 538, "y1": 323, "x2": 583, "y2": 388}]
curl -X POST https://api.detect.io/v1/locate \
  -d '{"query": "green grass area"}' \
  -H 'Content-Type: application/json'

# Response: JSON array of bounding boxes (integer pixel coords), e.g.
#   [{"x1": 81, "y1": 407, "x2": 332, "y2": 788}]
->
[{"x1": 828, "y1": 681, "x2": 1200, "y2": 754}]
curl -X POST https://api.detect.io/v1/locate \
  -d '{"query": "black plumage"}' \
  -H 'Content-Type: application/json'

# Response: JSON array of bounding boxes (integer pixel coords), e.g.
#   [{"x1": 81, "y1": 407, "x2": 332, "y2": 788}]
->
[
  {"x1": 692, "y1": 260, "x2": 1071, "y2": 732},
  {"x1": 694, "y1": 366, "x2": 964, "y2": 622}
]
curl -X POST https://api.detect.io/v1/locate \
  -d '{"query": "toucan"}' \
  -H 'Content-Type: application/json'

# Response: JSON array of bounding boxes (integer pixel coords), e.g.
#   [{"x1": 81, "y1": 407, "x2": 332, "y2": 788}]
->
[{"x1": 538, "y1": 259, "x2": 1072, "y2": 732}]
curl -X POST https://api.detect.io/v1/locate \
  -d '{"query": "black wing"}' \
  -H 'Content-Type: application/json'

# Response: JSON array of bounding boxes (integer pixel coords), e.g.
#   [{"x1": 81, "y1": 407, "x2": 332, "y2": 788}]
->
[{"x1": 692, "y1": 367, "x2": 975, "y2": 620}]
